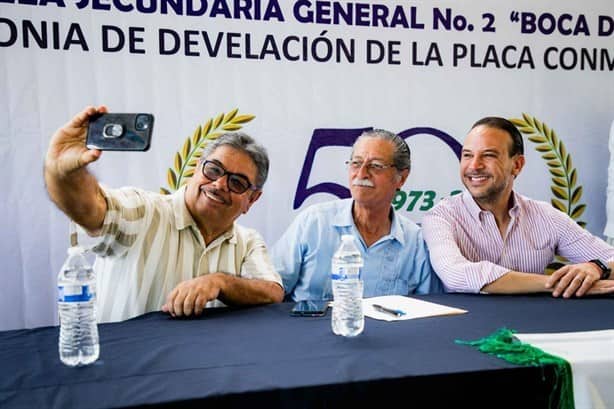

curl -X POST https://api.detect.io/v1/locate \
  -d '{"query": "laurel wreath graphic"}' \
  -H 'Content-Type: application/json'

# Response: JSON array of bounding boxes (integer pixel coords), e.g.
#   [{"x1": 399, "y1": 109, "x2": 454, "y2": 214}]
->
[
  {"x1": 510, "y1": 113, "x2": 586, "y2": 228},
  {"x1": 160, "y1": 109, "x2": 255, "y2": 194}
]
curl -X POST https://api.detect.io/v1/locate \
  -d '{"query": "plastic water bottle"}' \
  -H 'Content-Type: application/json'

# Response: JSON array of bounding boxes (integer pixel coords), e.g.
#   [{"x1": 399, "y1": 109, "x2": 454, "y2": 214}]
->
[
  {"x1": 331, "y1": 235, "x2": 364, "y2": 337},
  {"x1": 57, "y1": 246, "x2": 99, "y2": 366}
]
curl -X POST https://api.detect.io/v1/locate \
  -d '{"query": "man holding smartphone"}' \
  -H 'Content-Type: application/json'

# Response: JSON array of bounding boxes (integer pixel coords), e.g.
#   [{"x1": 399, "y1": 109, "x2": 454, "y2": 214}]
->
[{"x1": 45, "y1": 106, "x2": 284, "y2": 322}]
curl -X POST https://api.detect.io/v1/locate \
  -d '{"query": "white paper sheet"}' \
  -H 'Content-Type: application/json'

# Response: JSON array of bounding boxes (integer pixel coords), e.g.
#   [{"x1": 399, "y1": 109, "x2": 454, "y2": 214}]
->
[{"x1": 362, "y1": 295, "x2": 467, "y2": 322}]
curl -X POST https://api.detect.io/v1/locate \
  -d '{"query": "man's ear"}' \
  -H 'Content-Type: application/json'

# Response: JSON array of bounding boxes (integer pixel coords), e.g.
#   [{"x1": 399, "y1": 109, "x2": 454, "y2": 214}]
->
[
  {"x1": 396, "y1": 169, "x2": 410, "y2": 189},
  {"x1": 243, "y1": 190, "x2": 262, "y2": 214},
  {"x1": 512, "y1": 155, "x2": 525, "y2": 178}
]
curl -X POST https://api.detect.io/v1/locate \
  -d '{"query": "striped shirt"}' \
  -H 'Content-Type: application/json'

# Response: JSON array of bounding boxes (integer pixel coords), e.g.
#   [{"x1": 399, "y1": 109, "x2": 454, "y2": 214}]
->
[
  {"x1": 422, "y1": 191, "x2": 614, "y2": 293},
  {"x1": 88, "y1": 185, "x2": 282, "y2": 323}
]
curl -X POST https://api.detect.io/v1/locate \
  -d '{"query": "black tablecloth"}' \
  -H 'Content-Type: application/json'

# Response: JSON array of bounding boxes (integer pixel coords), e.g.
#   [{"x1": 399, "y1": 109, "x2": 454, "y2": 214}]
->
[{"x1": 1, "y1": 293, "x2": 613, "y2": 409}]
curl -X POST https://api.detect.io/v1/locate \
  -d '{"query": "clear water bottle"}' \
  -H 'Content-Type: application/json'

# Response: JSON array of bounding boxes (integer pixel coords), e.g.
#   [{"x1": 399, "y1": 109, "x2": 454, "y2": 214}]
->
[
  {"x1": 331, "y1": 235, "x2": 364, "y2": 337},
  {"x1": 57, "y1": 246, "x2": 99, "y2": 366}
]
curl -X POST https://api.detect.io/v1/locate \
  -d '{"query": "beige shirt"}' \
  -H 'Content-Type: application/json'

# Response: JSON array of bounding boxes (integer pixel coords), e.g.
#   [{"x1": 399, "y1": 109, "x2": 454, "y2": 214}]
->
[{"x1": 88, "y1": 185, "x2": 282, "y2": 323}]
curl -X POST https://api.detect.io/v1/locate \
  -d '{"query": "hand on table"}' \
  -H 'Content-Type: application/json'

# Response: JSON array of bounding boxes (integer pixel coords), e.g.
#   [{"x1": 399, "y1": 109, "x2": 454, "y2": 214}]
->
[
  {"x1": 546, "y1": 262, "x2": 601, "y2": 298},
  {"x1": 585, "y1": 279, "x2": 614, "y2": 295},
  {"x1": 162, "y1": 274, "x2": 222, "y2": 317}
]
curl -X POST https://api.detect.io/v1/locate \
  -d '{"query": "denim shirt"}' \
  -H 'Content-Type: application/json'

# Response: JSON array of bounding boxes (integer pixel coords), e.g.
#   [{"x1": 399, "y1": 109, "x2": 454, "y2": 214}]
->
[{"x1": 271, "y1": 199, "x2": 442, "y2": 301}]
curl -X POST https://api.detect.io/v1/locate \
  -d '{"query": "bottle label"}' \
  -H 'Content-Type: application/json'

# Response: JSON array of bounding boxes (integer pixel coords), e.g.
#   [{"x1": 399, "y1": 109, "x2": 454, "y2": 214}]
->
[
  {"x1": 58, "y1": 285, "x2": 94, "y2": 302},
  {"x1": 331, "y1": 273, "x2": 346, "y2": 280},
  {"x1": 331, "y1": 265, "x2": 346, "y2": 280},
  {"x1": 331, "y1": 266, "x2": 361, "y2": 281}
]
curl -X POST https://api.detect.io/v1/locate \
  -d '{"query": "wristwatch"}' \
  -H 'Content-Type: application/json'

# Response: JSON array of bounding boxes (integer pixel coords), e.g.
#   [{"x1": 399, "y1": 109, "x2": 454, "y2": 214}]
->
[{"x1": 589, "y1": 259, "x2": 611, "y2": 280}]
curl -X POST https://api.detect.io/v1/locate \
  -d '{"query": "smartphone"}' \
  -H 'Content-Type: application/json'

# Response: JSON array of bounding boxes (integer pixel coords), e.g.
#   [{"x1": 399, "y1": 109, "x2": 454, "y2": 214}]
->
[
  {"x1": 86, "y1": 113, "x2": 154, "y2": 151},
  {"x1": 290, "y1": 300, "x2": 329, "y2": 317}
]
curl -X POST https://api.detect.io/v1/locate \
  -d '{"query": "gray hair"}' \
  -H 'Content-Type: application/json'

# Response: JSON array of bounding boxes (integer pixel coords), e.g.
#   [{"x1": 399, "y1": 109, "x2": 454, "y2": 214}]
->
[
  {"x1": 352, "y1": 129, "x2": 411, "y2": 172},
  {"x1": 200, "y1": 132, "x2": 269, "y2": 188}
]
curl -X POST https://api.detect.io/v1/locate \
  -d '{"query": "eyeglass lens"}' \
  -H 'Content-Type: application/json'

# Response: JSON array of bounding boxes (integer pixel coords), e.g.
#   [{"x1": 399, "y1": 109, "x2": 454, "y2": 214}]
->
[{"x1": 202, "y1": 161, "x2": 251, "y2": 193}]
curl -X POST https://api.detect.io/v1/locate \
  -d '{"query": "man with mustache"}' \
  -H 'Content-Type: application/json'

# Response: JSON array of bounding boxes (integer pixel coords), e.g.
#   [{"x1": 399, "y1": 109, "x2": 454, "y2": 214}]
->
[
  {"x1": 45, "y1": 106, "x2": 284, "y2": 322},
  {"x1": 423, "y1": 117, "x2": 614, "y2": 297},
  {"x1": 271, "y1": 129, "x2": 441, "y2": 301}
]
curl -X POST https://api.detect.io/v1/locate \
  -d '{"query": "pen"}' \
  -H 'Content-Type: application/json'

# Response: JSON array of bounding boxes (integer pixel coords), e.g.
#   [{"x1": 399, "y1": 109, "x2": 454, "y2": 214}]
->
[{"x1": 372, "y1": 304, "x2": 406, "y2": 317}]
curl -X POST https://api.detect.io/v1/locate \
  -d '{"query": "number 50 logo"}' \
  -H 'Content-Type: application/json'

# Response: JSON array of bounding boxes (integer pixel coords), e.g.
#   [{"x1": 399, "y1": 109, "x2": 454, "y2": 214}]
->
[{"x1": 293, "y1": 127, "x2": 462, "y2": 209}]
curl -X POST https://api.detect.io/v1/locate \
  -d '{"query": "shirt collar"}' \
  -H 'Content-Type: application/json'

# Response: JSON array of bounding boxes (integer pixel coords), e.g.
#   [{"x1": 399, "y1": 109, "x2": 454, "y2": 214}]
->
[
  {"x1": 462, "y1": 190, "x2": 522, "y2": 222},
  {"x1": 388, "y1": 208, "x2": 405, "y2": 245},
  {"x1": 462, "y1": 190, "x2": 483, "y2": 222},
  {"x1": 508, "y1": 191, "x2": 521, "y2": 218},
  {"x1": 332, "y1": 199, "x2": 355, "y2": 228},
  {"x1": 332, "y1": 199, "x2": 404, "y2": 245},
  {"x1": 173, "y1": 185, "x2": 195, "y2": 230}
]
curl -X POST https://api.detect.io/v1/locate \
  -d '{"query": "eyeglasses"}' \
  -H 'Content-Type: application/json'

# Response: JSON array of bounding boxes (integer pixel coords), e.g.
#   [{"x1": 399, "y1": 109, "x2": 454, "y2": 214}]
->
[
  {"x1": 345, "y1": 159, "x2": 396, "y2": 173},
  {"x1": 201, "y1": 160, "x2": 259, "y2": 194}
]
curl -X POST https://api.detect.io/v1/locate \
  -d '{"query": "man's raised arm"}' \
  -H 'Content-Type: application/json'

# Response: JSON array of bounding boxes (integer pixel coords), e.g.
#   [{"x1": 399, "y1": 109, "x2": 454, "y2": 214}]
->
[{"x1": 44, "y1": 106, "x2": 108, "y2": 233}]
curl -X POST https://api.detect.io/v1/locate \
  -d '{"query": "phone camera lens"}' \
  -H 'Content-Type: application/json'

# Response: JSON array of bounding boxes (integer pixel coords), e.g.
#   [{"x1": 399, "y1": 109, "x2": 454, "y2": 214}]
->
[
  {"x1": 135, "y1": 114, "x2": 150, "y2": 131},
  {"x1": 103, "y1": 124, "x2": 123, "y2": 138}
]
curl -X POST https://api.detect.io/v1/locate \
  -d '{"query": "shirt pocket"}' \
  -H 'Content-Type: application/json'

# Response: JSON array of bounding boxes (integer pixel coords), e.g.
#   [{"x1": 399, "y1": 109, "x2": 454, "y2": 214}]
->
[
  {"x1": 521, "y1": 226, "x2": 555, "y2": 251},
  {"x1": 506, "y1": 228, "x2": 556, "y2": 273},
  {"x1": 372, "y1": 248, "x2": 407, "y2": 296}
]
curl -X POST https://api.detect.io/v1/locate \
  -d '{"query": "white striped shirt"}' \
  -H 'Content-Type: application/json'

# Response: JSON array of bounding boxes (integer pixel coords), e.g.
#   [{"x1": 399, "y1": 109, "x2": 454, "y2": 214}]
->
[
  {"x1": 422, "y1": 191, "x2": 614, "y2": 293},
  {"x1": 88, "y1": 185, "x2": 282, "y2": 323}
]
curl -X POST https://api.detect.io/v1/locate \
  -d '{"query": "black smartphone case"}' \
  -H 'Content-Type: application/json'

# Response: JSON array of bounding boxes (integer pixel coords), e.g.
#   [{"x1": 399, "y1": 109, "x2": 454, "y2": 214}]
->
[{"x1": 86, "y1": 113, "x2": 154, "y2": 151}]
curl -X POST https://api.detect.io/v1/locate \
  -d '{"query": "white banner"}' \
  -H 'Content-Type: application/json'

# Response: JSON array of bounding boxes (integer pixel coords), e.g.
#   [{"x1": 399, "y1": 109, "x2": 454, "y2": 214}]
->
[{"x1": 1, "y1": 0, "x2": 613, "y2": 329}]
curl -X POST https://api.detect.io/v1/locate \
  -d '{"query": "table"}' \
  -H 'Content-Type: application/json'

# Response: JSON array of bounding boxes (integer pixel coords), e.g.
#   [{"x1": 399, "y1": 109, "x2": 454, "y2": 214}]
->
[{"x1": 1, "y1": 294, "x2": 613, "y2": 408}]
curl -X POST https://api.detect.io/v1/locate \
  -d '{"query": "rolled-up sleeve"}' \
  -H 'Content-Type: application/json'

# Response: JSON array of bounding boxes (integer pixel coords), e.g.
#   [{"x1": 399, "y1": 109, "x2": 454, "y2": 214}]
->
[{"x1": 88, "y1": 186, "x2": 149, "y2": 258}]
